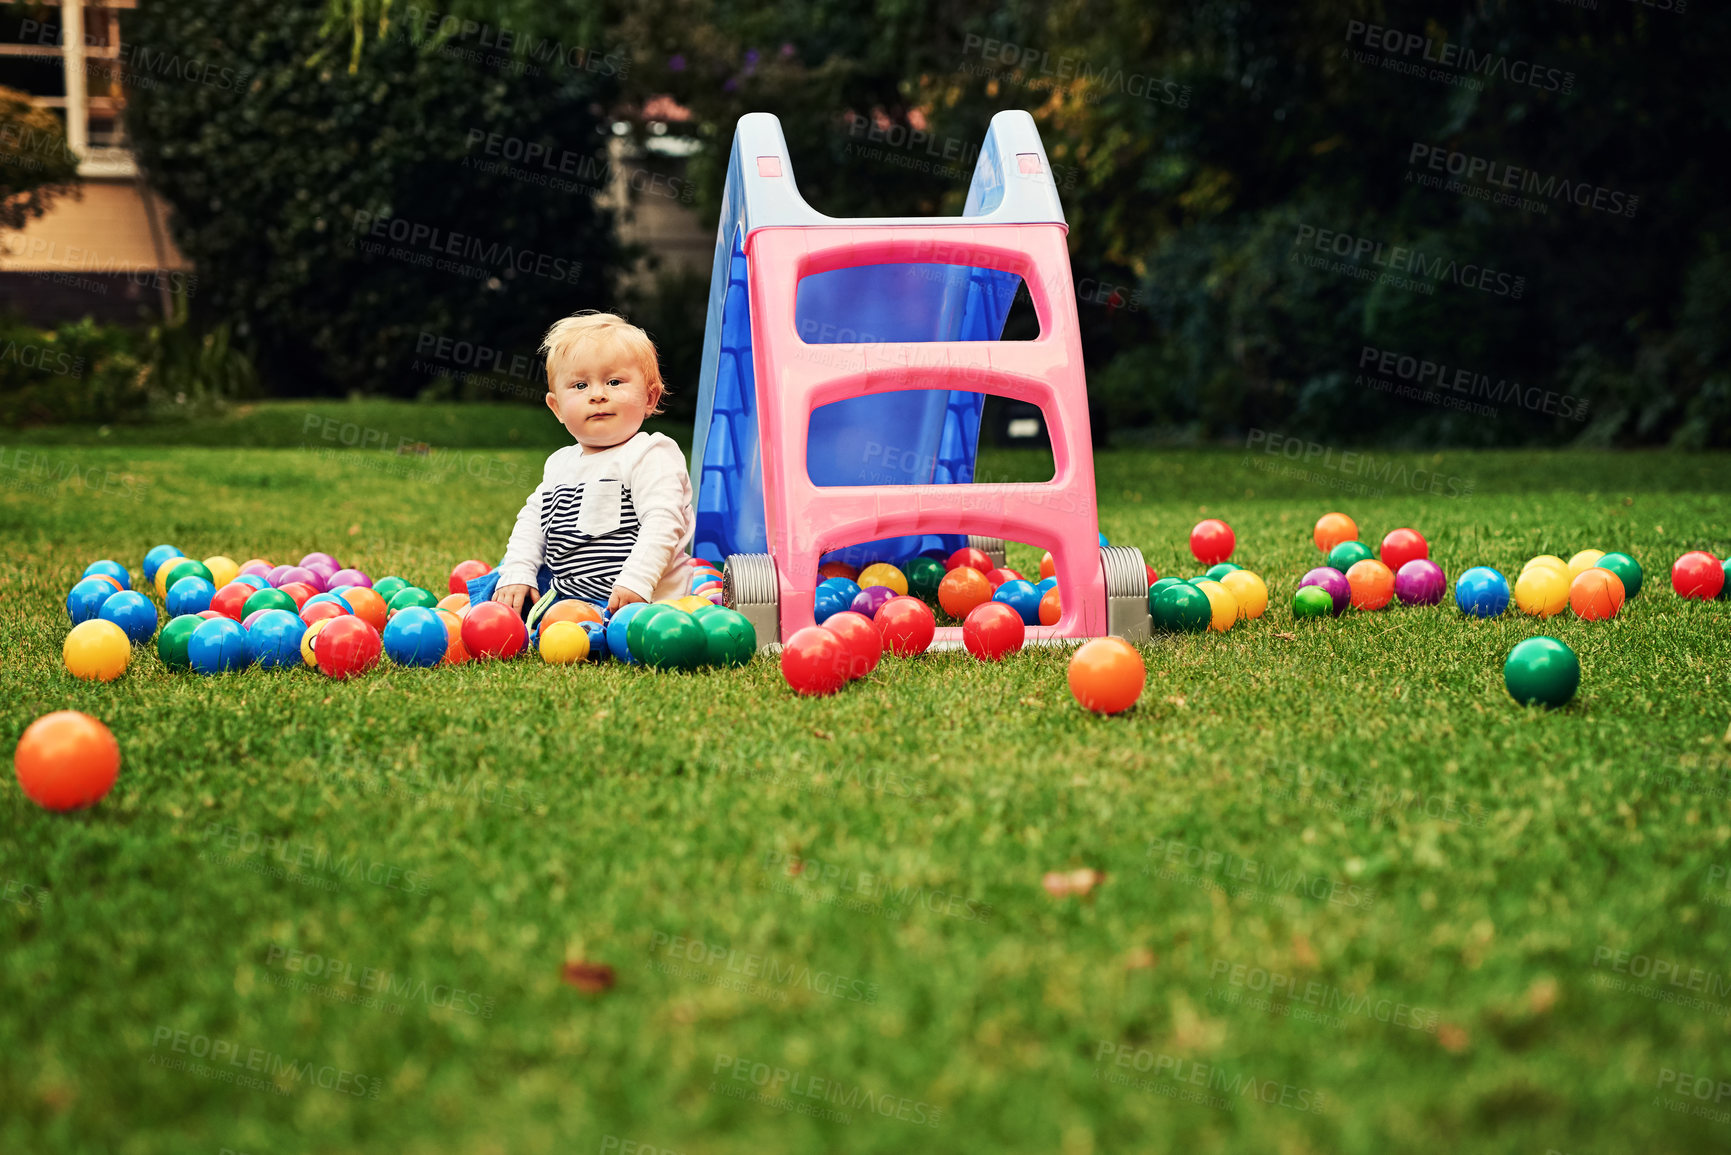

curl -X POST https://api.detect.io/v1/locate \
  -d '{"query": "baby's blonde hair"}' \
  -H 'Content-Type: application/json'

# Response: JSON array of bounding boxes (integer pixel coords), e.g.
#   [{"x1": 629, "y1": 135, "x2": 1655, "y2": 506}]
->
[{"x1": 540, "y1": 311, "x2": 667, "y2": 415}]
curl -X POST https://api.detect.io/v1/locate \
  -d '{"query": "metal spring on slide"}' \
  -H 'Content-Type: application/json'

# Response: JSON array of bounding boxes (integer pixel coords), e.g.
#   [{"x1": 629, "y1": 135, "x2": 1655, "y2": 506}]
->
[
  {"x1": 723, "y1": 554, "x2": 776, "y2": 607},
  {"x1": 1100, "y1": 545, "x2": 1148, "y2": 599}
]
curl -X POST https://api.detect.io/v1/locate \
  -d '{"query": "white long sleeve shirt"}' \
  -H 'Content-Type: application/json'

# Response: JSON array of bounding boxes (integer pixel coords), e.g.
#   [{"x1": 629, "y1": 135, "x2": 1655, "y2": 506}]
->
[{"x1": 496, "y1": 432, "x2": 694, "y2": 604}]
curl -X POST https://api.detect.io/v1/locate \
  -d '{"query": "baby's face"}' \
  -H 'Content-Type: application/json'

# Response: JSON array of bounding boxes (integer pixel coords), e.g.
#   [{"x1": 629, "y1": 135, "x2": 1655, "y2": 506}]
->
[{"x1": 544, "y1": 336, "x2": 658, "y2": 451}]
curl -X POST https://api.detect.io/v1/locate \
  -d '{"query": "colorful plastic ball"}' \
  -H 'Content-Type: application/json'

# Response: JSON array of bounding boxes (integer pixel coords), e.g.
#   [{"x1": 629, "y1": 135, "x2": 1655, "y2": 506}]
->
[
  {"x1": 209, "y1": 583, "x2": 253, "y2": 621},
  {"x1": 1672, "y1": 551, "x2": 1725, "y2": 599},
  {"x1": 97, "y1": 591, "x2": 158, "y2": 644},
  {"x1": 698, "y1": 608, "x2": 755, "y2": 667},
  {"x1": 275, "y1": 565, "x2": 322, "y2": 592},
  {"x1": 201, "y1": 556, "x2": 239, "y2": 590},
  {"x1": 1569, "y1": 568, "x2": 1625, "y2": 621},
  {"x1": 1723, "y1": 558, "x2": 1731, "y2": 599},
  {"x1": 1455, "y1": 567, "x2": 1511, "y2": 618},
  {"x1": 158, "y1": 558, "x2": 210, "y2": 597},
  {"x1": 1039, "y1": 588, "x2": 1061, "y2": 626},
  {"x1": 938, "y1": 566, "x2": 994, "y2": 620},
  {"x1": 1191, "y1": 579, "x2": 1239, "y2": 631},
  {"x1": 963, "y1": 602, "x2": 1026, "y2": 661},
  {"x1": 300, "y1": 618, "x2": 332, "y2": 666},
  {"x1": 945, "y1": 547, "x2": 993, "y2": 573},
  {"x1": 240, "y1": 609, "x2": 271, "y2": 631},
  {"x1": 690, "y1": 574, "x2": 721, "y2": 594},
  {"x1": 461, "y1": 602, "x2": 527, "y2": 661},
  {"x1": 638, "y1": 611, "x2": 708, "y2": 670},
  {"x1": 275, "y1": 581, "x2": 317, "y2": 610},
  {"x1": 166, "y1": 577, "x2": 217, "y2": 618},
  {"x1": 817, "y1": 561, "x2": 859, "y2": 582},
  {"x1": 142, "y1": 545, "x2": 184, "y2": 584},
  {"x1": 1292, "y1": 586, "x2": 1334, "y2": 619},
  {"x1": 1152, "y1": 582, "x2": 1212, "y2": 632},
  {"x1": 437, "y1": 593, "x2": 471, "y2": 613},
  {"x1": 14, "y1": 711, "x2": 120, "y2": 811},
  {"x1": 1313, "y1": 513, "x2": 1358, "y2": 554},
  {"x1": 1378, "y1": 529, "x2": 1428, "y2": 572},
  {"x1": 1326, "y1": 540, "x2": 1374, "y2": 574},
  {"x1": 83, "y1": 560, "x2": 131, "y2": 589},
  {"x1": 1297, "y1": 567, "x2": 1350, "y2": 616},
  {"x1": 983, "y1": 567, "x2": 1024, "y2": 590},
  {"x1": 302, "y1": 590, "x2": 352, "y2": 613},
  {"x1": 605, "y1": 602, "x2": 649, "y2": 664},
  {"x1": 383, "y1": 606, "x2": 450, "y2": 667},
  {"x1": 821, "y1": 611, "x2": 882, "y2": 679},
  {"x1": 313, "y1": 616, "x2": 382, "y2": 678},
  {"x1": 229, "y1": 574, "x2": 269, "y2": 592},
  {"x1": 245, "y1": 610, "x2": 307, "y2": 669},
  {"x1": 89, "y1": 575, "x2": 125, "y2": 594},
  {"x1": 342, "y1": 587, "x2": 388, "y2": 632},
  {"x1": 372, "y1": 576, "x2": 409, "y2": 602},
  {"x1": 1068, "y1": 638, "x2": 1146, "y2": 715},
  {"x1": 63, "y1": 619, "x2": 130, "y2": 682},
  {"x1": 442, "y1": 559, "x2": 486, "y2": 594},
  {"x1": 1504, "y1": 636, "x2": 1580, "y2": 709},
  {"x1": 1039, "y1": 552, "x2": 1056, "y2": 581},
  {"x1": 626, "y1": 604, "x2": 678, "y2": 658},
  {"x1": 782, "y1": 626, "x2": 850, "y2": 696},
  {"x1": 579, "y1": 620, "x2": 609, "y2": 662},
  {"x1": 537, "y1": 620, "x2": 591, "y2": 664},
  {"x1": 238, "y1": 559, "x2": 273, "y2": 578},
  {"x1": 388, "y1": 587, "x2": 438, "y2": 614},
  {"x1": 188, "y1": 618, "x2": 249, "y2": 675},
  {"x1": 1148, "y1": 577, "x2": 1184, "y2": 601},
  {"x1": 1218, "y1": 570, "x2": 1268, "y2": 620},
  {"x1": 1034, "y1": 576, "x2": 1058, "y2": 594},
  {"x1": 856, "y1": 563, "x2": 908, "y2": 597},
  {"x1": 1514, "y1": 566, "x2": 1569, "y2": 618},
  {"x1": 299, "y1": 551, "x2": 339, "y2": 573},
  {"x1": 1595, "y1": 552, "x2": 1642, "y2": 598},
  {"x1": 875, "y1": 596, "x2": 936, "y2": 657},
  {"x1": 329, "y1": 568, "x2": 372, "y2": 589},
  {"x1": 993, "y1": 578, "x2": 1042, "y2": 626},
  {"x1": 240, "y1": 587, "x2": 294, "y2": 619},
  {"x1": 1203, "y1": 562, "x2": 1241, "y2": 581},
  {"x1": 1190, "y1": 519, "x2": 1235, "y2": 565},
  {"x1": 67, "y1": 577, "x2": 116, "y2": 625},
  {"x1": 849, "y1": 585, "x2": 897, "y2": 618},
  {"x1": 1564, "y1": 549, "x2": 1604, "y2": 580},
  {"x1": 886, "y1": 556, "x2": 935, "y2": 601},
  {"x1": 1346, "y1": 559, "x2": 1396, "y2": 612},
  {"x1": 1394, "y1": 559, "x2": 1446, "y2": 606},
  {"x1": 541, "y1": 600, "x2": 603, "y2": 629},
  {"x1": 196, "y1": 610, "x2": 225, "y2": 621},
  {"x1": 156, "y1": 614, "x2": 202, "y2": 670},
  {"x1": 813, "y1": 584, "x2": 852, "y2": 624},
  {"x1": 1522, "y1": 555, "x2": 1568, "y2": 581}
]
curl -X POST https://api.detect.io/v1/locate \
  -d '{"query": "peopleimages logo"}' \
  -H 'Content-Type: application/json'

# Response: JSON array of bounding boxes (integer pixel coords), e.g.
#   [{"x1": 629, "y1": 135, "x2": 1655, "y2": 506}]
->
[
  {"x1": 1292, "y1": 224, "x2": 1524, "y2": 299},
  {"x1": 1358, "y1": 345, "x2": 1590, "y2": 422},
  {"x1": 1407, "y1": 144, "x2": 1639, "y2": 219},
  {"x1": 1343, "y1": 20, "x2": 1575, "y2": 93}
]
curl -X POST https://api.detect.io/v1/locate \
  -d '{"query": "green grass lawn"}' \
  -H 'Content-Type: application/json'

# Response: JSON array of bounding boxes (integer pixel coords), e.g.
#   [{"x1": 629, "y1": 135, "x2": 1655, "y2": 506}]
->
[{"x1": 4, "y1": 403, "x2": 1731, "y2": 1154}]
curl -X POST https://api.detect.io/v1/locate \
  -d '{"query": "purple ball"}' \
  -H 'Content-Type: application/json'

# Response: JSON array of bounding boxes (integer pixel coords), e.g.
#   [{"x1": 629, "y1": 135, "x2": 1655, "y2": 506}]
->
[
  {"x1": 266, "y1": 564, "x2": 294, "y2": 587},
  {"x1": 850, "y1": 586, "x2": 896, "y2": 618},
  {"x1": 239, "y1": 560, "x2": 274, "y2": 578},
  {"x1": 1298, "y1": 566, "x2": 1351, "y2": 615},
  {"x1": 302, "y1": 557, "x2": 339, "y2": 582},
  {"x1": 300, "y1": 552, "x2": 340, "y2": 572},
  {"x1": 275, "y1": 565, "x2": 323, "y2": 592},
  {"x1": 241, "y1": 608, "x2": 273, "y2": 630},
  {"x1": 1395, "y1": 559, "x2": 1446, "y2": 605},
  {"x1": 329, "y1": 568, "x2": 372, "y2": 588}
]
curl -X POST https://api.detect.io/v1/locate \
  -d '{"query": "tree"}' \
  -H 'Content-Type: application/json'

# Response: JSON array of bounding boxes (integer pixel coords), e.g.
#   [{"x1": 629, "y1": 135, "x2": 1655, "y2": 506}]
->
[{"x1": 0, "y1": 84, "x2": 79, "y2": 232}]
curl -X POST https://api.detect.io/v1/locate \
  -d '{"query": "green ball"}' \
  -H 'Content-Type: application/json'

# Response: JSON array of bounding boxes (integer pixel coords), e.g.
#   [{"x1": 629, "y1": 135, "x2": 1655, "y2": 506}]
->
[
  {"x1": 1596, "y1": 551, "x2": 1642, "y2": 598},
  {"x1": 1504, "y1": 636, "x2": 1580, "y2": 709},
  {"x1": 1292, "y1": 586, "x2": 1334, "y2": 619},
  {"x1": 1327, "y1": 540, "x2": 1374, "y2": 572},
  {"x1": 1147, "y1": 577, "x2": 1184, "y2": 614},
  {"x1": 639, "y1": 611, "x2": 708, "y2": 670},
  {"x1": 905, "y1": 556, "x2": 946, "y2": 601},
  {"x1": 627, "y1": 603, "x2": 678, "y2": 658},
  {"x1": 388, "y1": 587, "x2": 438, "y2": 612},
  {"x1": 157, "y1": 614, "x2": 203, "y2": 669},
  {"x1": 373, "y1": 576, "x2": 409, "y2": 602},
  {"x1": 699, "y1": 607, "x2": 757, "y2": 667},
  {"x1": 243, "y1": 588, "x2": 297, "y2": 617},
  {"x1": 163, "y1": 558, "x2": 214, "y2": 592},
  {"x1": 1204, "y1": 563, "x2": 1241, "y2": 580},
  {"x1": 1153, "y1": 582, "x2": 1211, "y2": 632},
  {"x1": 692, "y1": 603, "x2": 729, "y2": 621}
]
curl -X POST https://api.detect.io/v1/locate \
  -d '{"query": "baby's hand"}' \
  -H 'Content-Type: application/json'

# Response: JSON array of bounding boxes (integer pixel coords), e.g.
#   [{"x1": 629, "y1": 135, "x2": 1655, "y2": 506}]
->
[
  {"x1": 607, "y1": 585, "x2": 646, "y2": 614},
  {"x1": 495, "y1": 583, "x2": 538, "y2": 615}
]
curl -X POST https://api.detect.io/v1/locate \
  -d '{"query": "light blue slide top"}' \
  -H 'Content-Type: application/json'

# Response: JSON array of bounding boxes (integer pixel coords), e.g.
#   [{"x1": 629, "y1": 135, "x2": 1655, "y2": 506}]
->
[{"x1": 688, "y1": 110, "x2": 1068, "y2": 568}]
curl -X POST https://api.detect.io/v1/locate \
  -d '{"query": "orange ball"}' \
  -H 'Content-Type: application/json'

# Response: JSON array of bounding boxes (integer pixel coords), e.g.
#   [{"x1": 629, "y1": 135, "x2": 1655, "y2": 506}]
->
[
  {"x1": 817, "y1": 561, "x2": 858, "y2": 582},
  {"x1": 1570, "y1": 567, "x2": 1625, "y2": 621},
  {"x1": 541, "y1": 600, "x2": 604, "y2": 628},
  {"x1": 14, "y1": 710, "x2": 119, "y2": 811},
  {"x1": 437, "y1": 592, "x2": 470, "y2": 613},
  {"x1": 1039, "y1": 552, "x2": 1056, "y2": 581},
  {"x1": 342, "y1": 586, "x2": 388, "y2": 632},
  {"x1": 937, "y1": 566, "x2": 994, "y2": 620},
  {"x1": 435, "y1": 609, "x2": 469, "y2": 664},
  {"x1": 1039, "y1": 587, "x2": 1061, "y2": 626},
  {"x1": 1314, "y1": 512, "x2": 1358, "y2": 554},
  {"x1": 1345, "y1": 559, "x2": 1395, "y2": 611},
  {"x1": 1067, "y1": 638, "x2": 1146, "y2": 715}
]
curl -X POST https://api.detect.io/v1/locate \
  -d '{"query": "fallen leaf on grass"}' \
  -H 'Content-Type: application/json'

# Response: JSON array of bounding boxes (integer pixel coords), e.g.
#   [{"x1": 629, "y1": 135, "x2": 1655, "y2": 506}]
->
[
  {"x1": 1019, "y1": 696, "x2": 1044, "y2": 708},
  {"x1": 1273, "y1": 631, "x2": 1296, "y2": 641},
  {"x1": 1437, "y1": 1023, "x2": 1470, "y2": 1053},
  {"x1": 562, "y1": 962, "x2": 616, "y2": 993},
  {"x1": 1163, "y1": 696, "x2": 1187, "y2": 709},
  {"x1": 1291, "y1": 934, "x2": 1318, "y2": 969},
  {"x1": 811, "y1": 728, "x2": 833, "y2": 741},
  {"x1": 1042, "y1": 868, "x2": 1105, "y2": 898},
  {"x1": 1126, "y1": 948, "x2": 1157, "y2": 970}
]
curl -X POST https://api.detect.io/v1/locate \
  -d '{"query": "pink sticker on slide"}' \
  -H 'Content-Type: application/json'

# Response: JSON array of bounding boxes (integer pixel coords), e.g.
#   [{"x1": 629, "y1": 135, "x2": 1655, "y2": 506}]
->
[
  {"x1": 1017, "y1": 154, "x2": 1042, "y2": 174},
  {"x1": 757, "y1": 156, "x2": 783, "y2": 177}
]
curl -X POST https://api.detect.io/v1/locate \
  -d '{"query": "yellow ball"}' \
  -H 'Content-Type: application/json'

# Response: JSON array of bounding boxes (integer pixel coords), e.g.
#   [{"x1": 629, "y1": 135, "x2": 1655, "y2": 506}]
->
[
  {"x1": 857, "y1": 562, "x2": 909, "y2": 596},
  {"x1": 203, "y1": 555, "x2": 239, "y2": 589},
  {"x1": 1218, "y1": 569, "x2": 1269, "y2": 620},
  {"x1": 539, "y1": 620, "x2": 590, "y2": 664},
  {"x1": 1514, "y1": 566, "x2": 1569, "y2": 617},
  {"x1": 301, "y1": 617, "x2": 334, "y2": 666},
  {"x1": 1567, "y1": 549, "x2": 1605, "y2": 580},
  {"x1": 672, "y1": 595, "x2": 711, "y2": 614},
  {"x1": 1522, "y1": 554, "x2": 1568, "y2": 577},
  {"x1": 1192, "y1": 578, "x2": 1240, "y2": 632},
  {"x1": 64, "y1": 619, "x2": 131, "y2": 682},
  {"x1": 154, "y1": 563, "x2": 176, "y2": 598}
]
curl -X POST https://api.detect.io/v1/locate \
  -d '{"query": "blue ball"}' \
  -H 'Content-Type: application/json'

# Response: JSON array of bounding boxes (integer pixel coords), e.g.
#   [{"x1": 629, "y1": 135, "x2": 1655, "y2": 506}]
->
[
  {"x1": 581, "y1": 620, "x2": 610, "y2": 661},
  {"x1": 229, "y1": 573, "x2": 269, "y2": 592},
  {"x1": 167, "y1": 576, "x2": 217, "y2": 617},
  {"x1": 813, "y1": 585, "x2": 852, "y2": 624},
  {"x1": 690, "y1": 574, "x2": 722, "y2": 593},
  {"x1": 188, "y1": 618, "x2": 249, "y2": 674},
  {"x1": 605, "y1": 602, "x2": 648, "y2": 664},
  {"x1": 1099, "y1": 532, "x2": 1109, "y2": 546},
  {"x1": 303, "y1": 591, "x2": 353, "y2": 613},
  {"x1": 1455, "y1": 566, "x2": 1510, "y2": 618},
  {"x1": 383, "y1": 606, "x2": 448, "y2": 667},
  {"x1": 245, "y1": 609, "x2": 305, "y2": 669},
  {"x1": 142, "y1": 544, "x2": 183, "y2": 583},
  {"x1": 818, "y1": 577, "x2": 861, "y2": 603},
  {"x1": 98, "y1": 590, "x2": 159, "y2": 643},
  {"x1": 83, "y1": 559, "x2": 131, "y2": 590},
  {"x1": 67, "y1": 577, "x2": 116, "y2": 624},
  {"x1": 993, "y1": 578, "x2": 1043, "y2": 626},
  {"x1": 1034, "y1": 576, "x2": 1058, "y2": 595}
]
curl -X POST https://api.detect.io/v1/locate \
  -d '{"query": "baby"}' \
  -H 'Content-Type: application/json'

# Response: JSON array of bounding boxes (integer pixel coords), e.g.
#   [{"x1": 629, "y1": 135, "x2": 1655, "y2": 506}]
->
[{"x1": 492, "y1": 312, "x2": 694, "y2": 625}]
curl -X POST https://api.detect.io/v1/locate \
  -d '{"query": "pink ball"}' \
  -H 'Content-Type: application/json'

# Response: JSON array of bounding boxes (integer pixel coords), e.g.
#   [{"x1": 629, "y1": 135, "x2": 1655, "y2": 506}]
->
[
  {"x1": 239, "y1": 560, "x2": 274, "y2": 578},
  {"x1": 1298, "y1": 567, "x2": 1351, "y2": 615},
  {"x1": 241, "y1": 608, "x2": 273, "y2": 629},
  {"x1": 329, "y1": 568, "x2": 372, "y2": 588},
  {"x1": 300, "y1": 552, "x2": 339, "y2": 571},
  {"x1": 275, "y1": 565, "x2": 323, "y2": 592},
  {"x1": 1394, "y1": 559, "x2": 1446, "y2": 605},
  {"x1": 266, "y1": 564, "x2": 293, "y2": 586}
]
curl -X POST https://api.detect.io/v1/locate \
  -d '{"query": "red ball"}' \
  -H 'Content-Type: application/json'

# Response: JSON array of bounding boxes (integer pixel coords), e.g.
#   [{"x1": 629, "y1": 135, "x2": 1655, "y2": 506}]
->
[
  {"x1": 962, "y1": 601, "x2": 1025, "y2": 661},
  {"x1": 14, "y1": 710, "x2": 120, "y2": 811},
  {"x1": 1190, "y1": 519, "x2": 1235, "y2": 565},
  {"x1": 1144, "y1": 563, "x2": 1159, "y2": 586},
  {"x1": 277, "y1": 581, "x2": 317, "y2": 610},
  {"x1": 1380, "y1": 528, "x2": 1429, "y2": 572},
  {"x1": 196, "y1": 609, "x2": 225, "y2": 620},
  {"x1": 313, "y1": 616, "x2": 383, "y2": 679},
  {"x1": 821, "y1": 611, "x2": 882, "y2": 679},
  {"x1": 209, "y1": 582, "x2": 252, "y2": 621},
  {"x1": 449, "y1": 559, "x2": 491, "y2": 594},
  {"x1": 945, "y1": 547, "x2": 992, "y2": 573},
  {"x1": 461, "y1": 601, "x2": 527, "y2": 660},
  {"x1": 875, "y1": 596, "x2": 936, "y2": 656},
  {"x1": 781, "y1": 626, "x2": 849, "y2": 696},
  {"x1": 1672, "y1": 550, "x2": 1725, "y2": 599},
  {"x1": 984, "y1": 567, "x2": 1023, "y2": 589},
  {"x1": 299, "y1": 599, "x2": 348, "y2": 628}
]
